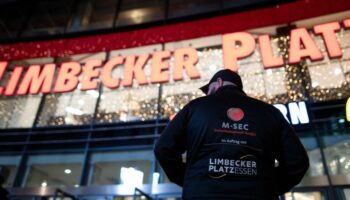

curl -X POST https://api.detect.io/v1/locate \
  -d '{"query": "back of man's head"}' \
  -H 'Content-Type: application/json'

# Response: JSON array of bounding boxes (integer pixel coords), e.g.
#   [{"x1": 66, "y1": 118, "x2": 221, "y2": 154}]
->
[{"x1": 199, "y1": 69, "x2": 243, "y2": 94}]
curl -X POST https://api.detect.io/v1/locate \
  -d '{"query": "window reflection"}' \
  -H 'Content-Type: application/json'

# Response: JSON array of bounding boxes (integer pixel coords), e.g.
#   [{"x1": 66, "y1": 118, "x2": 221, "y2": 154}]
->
[
  {"x1": 0, "y1": 96, "x2": 41, "y2": 128},
  {"x1": 300, "y1": 134, "x2": 325, "y2": 177},
  {"x1": 21, "y1": 0, "x2": 73, "y2": 37},
  {"x1": 36, "y1": 52, "x2": 106, "y2": 127},
  {"x1": 96, "y1": 46, "x2": 160, "y2": 123},
  {"x1": 323, "y1": 136, "x2": 350, "y2": 176},
  {"x1": 90, "y1": 151, "x2": 152, "y2": 186},
  {"x1": 26, "y1": 163, "x2": 81, "y2": 187},
  {"x1": 0, "y1": 59, "x2": 48, "y2": 128},
  {"x1": 168, "y1": 0, "x2": 220, "y2": 19},
  {"x1": 307, "y1": 28, "x2": 350, "y2": 102},
  {"x1": 0, "y1": 165, "x2": 17, "y2": 187},
  {"x1": 25, "y1": 154, "x2": 83, "y2": 187},
  {"x1": 97, "y1": 86, "x2": 159, "y2": 123},
  {"x1": 115, "y1": 0, "x2": 164, "y2": 26},
  {"x1": 36, "y1": 89, "x2": 98, "y2": 126},
  {"x1": 79, "y1": 0, "x2": 119, "y2": 31},
  {"x1": 284, "y1": 191, "x2": 325, "y2": 200},
  {"x1": 344, "y1": 188, "x2": 350, "y2": 199},
  {"x1": 92, "y1": 160, "x2": 151, "y2": 185}
]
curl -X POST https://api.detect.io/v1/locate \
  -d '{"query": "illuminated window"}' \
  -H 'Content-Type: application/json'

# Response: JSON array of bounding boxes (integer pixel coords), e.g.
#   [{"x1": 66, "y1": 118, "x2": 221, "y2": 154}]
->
[
  {"x1": 115, "y1": 0, "x2": 164, "y2": 27},
  {"x1": 36, "y1": 52, "x2": 106, "y2": 126},
  {"x1": 0, "y1": 58, "x2": 50, "y2": 128},
  {"x1": 96, "y1": 45, "x2": 161, "y2": 123},
  {"x1": 79, "y1": 0, "x2": 119, "y2": 31},
  {"x1": 90, "y1": 151, "x2": 152, "y2": 185},
  {"x1": 24, "y1": 154, "x2": 83, "y2": 187}
]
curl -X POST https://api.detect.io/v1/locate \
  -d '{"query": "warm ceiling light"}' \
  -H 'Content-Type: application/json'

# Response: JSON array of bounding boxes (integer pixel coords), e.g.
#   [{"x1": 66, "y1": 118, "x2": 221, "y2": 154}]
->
[
  {"x1": 65, "y1": 107, "x2": 83, "y2": 115},
  {"x1": 41, "y1": 181, "x2": 47, "y2": 187}
]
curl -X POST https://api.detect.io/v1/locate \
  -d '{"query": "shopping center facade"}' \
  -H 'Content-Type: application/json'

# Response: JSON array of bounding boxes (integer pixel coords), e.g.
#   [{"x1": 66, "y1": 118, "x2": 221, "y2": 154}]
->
[{"x1": 0, "y1": 0, "x2": 350, "y2": 199}]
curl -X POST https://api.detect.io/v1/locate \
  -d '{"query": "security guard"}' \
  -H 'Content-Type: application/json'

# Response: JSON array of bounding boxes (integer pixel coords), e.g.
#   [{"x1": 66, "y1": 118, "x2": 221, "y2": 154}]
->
[{"x1": 154, "y1": 69, "x2": 309, "y2": 200}]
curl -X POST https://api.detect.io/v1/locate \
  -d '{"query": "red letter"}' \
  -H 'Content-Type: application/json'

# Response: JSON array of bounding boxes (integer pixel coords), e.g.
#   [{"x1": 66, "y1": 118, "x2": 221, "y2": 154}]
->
[
  {"x1": 81, "y1": 59, "x2": 102, "y2": 91},
  {"x1": 222, "y1": 32, "x2": 255, "y2": 72},
  {"x1": 5, "y1": 66, "x2": 23, "y2": 96},
  {"x1": 151, "y1": 50, "x2": 171, "y2": 84},
  {"x1": 289, "y1": 28, "x2": 323, "y2": 64},
  {"x1": 344, "y1": 19, "x2": 350, "y2": 28},
  {"x1": 101, "y1": 56, "x2": 123, "y2": 89},
  {"x1": 17, "y1": 64, "x2": 56, "y2": 95},
  {"x1": 53, "y1": 62, "x2": 81, "y2": 93},
  {"x1": 314, "y1": 22, "x2": 342, "y2": 58},
  {"x1": 258, "y1": 34, "x2": 284, "y2": 68},
  {"x1": 123, "y1": 54, "x2": 149, "y2": 87},
  {"x1": 173, "y1": 48, "x2": 200, "y2": 81},
  {"x1": 0, "y1": 61, "x2": 8, "y2": 95}
]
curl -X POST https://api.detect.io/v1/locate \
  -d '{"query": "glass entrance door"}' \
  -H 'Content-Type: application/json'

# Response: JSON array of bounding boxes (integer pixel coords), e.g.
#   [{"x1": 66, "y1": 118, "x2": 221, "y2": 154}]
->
[{"x1": 284, "y1": 191, "x2": 326, "y2": 200}]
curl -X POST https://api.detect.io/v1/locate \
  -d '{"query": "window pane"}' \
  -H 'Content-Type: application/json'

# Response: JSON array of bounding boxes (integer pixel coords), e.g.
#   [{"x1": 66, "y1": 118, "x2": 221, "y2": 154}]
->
[
  {"x1": 115, "y1": 0, "x2": 164, "y2": 27},
  {"x1": 25, "y1": 154, "x2": 83, "y2": 187},
  {"x1": 21, "y1": 0, "x2": 73, "y2": 37},
  {"x1": 344, "y1": 188, "x2": 350, "y2": 199},
  {"x1": 96, "y1": 46, "x2": 161, "y2": 123},
  {"x1": 300, "y1": 134, "x2": 326, "y2": 177},
  {"x1": 0, "y1": 2, "x2": 27, "y2": 39},
  {"x1": 92, "y1": 161, "x2": 152, "y2": 185},
  {"x1": 79, "y1": 0, "x2": 119, "y2": 31},
  {"x1": 223, "y1": 0, "x2": 276, "y2": 10},
  {"x1": 307, "y1": 28, "x2": 350, "y2": 102},
  {"x1": 0, "y1": 156, "x2": 20, "y2": 188},
  {"x1": 0, "y1": 58, "x2": 49, "y2": 128},
  {"x1": 0, "y1": 96, "x2": 41, "y2": 128},
  {"x1": 36, "y1": 53, "x2": 106, "y2": 127},
  {"x1": 323, "y1": 130, "x2": 350, "y2": 176},
  {"x1": 26, "y1": 163, "x2": 81, "y2": 187},
  {"x1": 284, "y1": 191, "x2": 326, "y2": 200},
  {"x1": 168, "y1": 0, "x2": 220, "y2": 19},
  {"x1": 90, "y1": 151, "x2": 153, "y2": 186},
  {"x1": 0, "y1": 165, "x2": 17, "y2": 187}
]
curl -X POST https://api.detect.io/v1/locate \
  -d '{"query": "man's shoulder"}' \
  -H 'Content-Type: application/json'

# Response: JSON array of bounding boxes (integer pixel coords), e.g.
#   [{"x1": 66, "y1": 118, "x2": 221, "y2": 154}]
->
[{"x1": 187, "y1": 95, "x2": 215, "y2": 106}]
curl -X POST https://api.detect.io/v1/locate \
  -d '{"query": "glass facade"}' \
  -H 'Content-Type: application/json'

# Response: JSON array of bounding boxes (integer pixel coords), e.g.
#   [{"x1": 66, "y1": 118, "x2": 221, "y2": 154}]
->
[
  {"x1": 0, "y1": 0, "x2": 288, "y2": 41},
  {"x1": 79, "y1": 0, "x2": 119, "y2": 31},
  {"x1": 0, "y1": 3, "x2": 350, "y2": 200},
  {"x1": 24, "y1": 154, "x2": 84, "y2": 187},
  {"x1": 0, "y1": 156, "x2": 20, "y2": 187},
  {"x1": 21, "y1": 0, "x2": 74, "y2": 37},
  {"x1": 90, "y1": 151, "x2": 153, "y2": 185},
  {"x1": 1, "y1": 24, "x2": 348, "y2": 128},
  {"x1": 116, "y1": 0, "x2": 165, "y2": 27}
]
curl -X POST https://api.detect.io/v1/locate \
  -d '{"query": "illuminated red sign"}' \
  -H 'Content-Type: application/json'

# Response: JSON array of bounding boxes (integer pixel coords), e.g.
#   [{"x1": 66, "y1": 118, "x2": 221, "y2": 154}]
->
[
  {"x1": 0, "y1": 48, "x2": 200, "y2": 96},
  {"x1": 0, "y1": 19, "x2": 349, "y2": 96},
  {"x1": 223, "y1": 21, "x2": 346, "y2": 71}
]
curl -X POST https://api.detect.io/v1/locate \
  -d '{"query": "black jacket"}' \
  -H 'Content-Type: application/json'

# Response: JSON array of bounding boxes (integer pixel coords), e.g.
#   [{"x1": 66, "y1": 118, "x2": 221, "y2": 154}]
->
[{"x1": 154, "y1": 86, "x2": 309, "y2": 200}]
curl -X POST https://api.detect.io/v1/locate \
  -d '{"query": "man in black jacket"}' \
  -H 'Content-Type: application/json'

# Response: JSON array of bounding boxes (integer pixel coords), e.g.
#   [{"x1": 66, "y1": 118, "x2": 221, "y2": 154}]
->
[{"x1": 154, "y1": 69, "x2": 309, "y2": 200}]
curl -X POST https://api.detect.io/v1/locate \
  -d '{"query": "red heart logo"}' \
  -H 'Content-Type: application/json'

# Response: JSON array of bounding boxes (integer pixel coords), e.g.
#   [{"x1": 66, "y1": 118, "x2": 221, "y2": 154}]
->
[{"x1": 227, "y1": 108, "x2": 244, "y2": 121}]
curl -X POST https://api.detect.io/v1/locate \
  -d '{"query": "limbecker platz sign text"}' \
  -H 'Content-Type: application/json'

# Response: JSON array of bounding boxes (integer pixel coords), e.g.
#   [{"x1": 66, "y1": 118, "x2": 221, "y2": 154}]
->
[{"x1": 0, "y1": 19, "x2": 349, "y2": 96}]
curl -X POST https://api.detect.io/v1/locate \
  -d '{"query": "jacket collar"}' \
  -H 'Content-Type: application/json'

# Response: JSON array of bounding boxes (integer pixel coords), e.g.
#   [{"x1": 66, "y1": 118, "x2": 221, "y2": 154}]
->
[{"x1": 216, "y1": 85, "x2": 247, "y2": 96}]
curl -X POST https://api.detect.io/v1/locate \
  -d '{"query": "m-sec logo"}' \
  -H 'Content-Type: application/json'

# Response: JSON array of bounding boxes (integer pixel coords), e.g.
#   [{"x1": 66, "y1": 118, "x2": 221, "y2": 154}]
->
[{"x1": 227, "y1": 108, "x2": 244, "y2": 121}]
